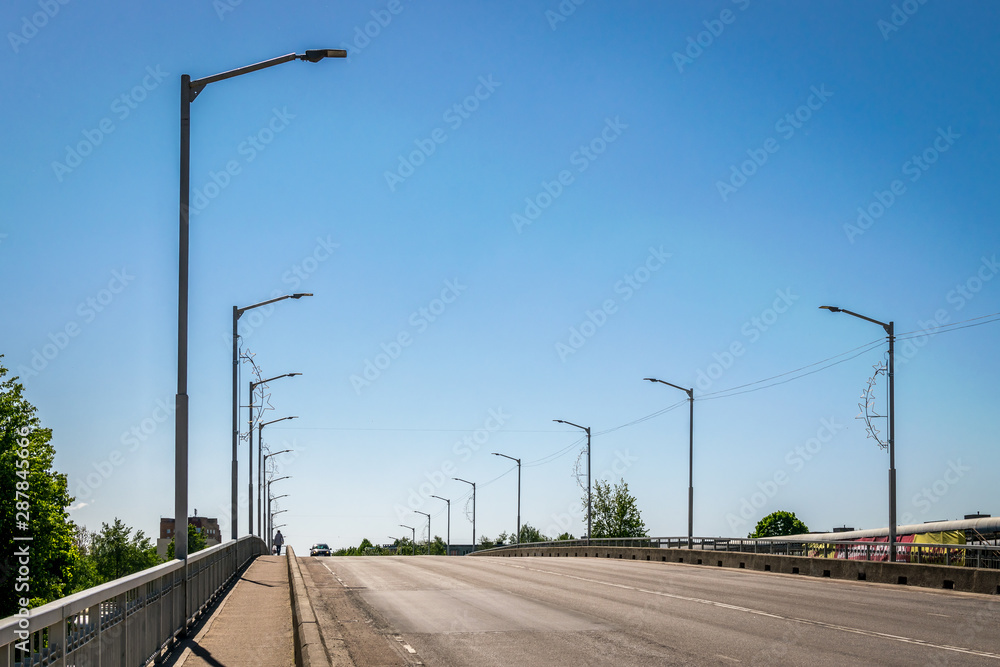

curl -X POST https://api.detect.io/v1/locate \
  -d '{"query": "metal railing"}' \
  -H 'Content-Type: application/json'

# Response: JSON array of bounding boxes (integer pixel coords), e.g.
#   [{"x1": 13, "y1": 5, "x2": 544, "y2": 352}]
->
[
  {"x1": 476, "y1": 536, "x2": 1000, "y2": 569},
  {"x1": 0, "y1": 535, "x2": 267, "y2": 667}
]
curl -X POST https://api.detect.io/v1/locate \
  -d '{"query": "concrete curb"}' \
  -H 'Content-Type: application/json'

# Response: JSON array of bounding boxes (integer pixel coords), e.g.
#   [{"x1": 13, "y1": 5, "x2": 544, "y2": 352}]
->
[
  {"x1": 287, "y1": 546, "x2": 332, "y2": 667},
  {"x1": 472, "y1": 545, "x2": 1000, "y2": 596}
]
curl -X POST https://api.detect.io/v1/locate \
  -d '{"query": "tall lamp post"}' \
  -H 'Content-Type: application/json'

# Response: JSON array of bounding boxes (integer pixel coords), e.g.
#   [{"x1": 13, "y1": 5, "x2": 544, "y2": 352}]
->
[
  {"x1": 258, "y1": 420, "x2": 297, "y2": 536},
  {"x1": 400, "y1": 525, "x2": 416, "y2": 555},
  {"x1": 553, "y1": 420, "x2": 590, "y2": 544},
  {"x1": 644, "y1": 378, "x2": 695, "y2": 548},
  {"x1": 430, "y1": 495, "x2": 450, "y2": 556},
  {"x1": 492, "y1": 453, "x2": 521, "y2": 543},
  {"x1": 453, "y1": 478, "x2": 476, "y2": 550},
  {"x1": 268, "y1": 494, "x2": 288, "y2": 551},
  {"x1": 263, "y1": 449, "x2": 293, "y2": 542},
  {"x1": 177, "y1": 49, "x2": 344, "y2": 561},
  {"x1": 820, "y1": 305, "x2": 896, "y2": 561},
  {"x1": 248, "y1": 373, "x2": 299, "y2": 537},
  {"x1": 232, "y1": 294, "x2": 311, "y2": 539},
  {"x1": 267, "y1": 475, "x2": 291, "y2": 549},
  {"x1": 415, "y1": 511, "x2": 431, "y2": 555}
]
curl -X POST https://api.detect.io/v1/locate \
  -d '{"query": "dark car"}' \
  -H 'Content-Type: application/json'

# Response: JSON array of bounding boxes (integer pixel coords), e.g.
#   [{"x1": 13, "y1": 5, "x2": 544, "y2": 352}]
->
[{"x1": 310, "y1": 543, "x2": 332, "y2": 557}]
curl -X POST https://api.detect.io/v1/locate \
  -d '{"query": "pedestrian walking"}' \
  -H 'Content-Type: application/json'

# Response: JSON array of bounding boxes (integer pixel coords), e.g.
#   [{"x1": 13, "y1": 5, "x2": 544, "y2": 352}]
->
[{"x1": 273, "y1": 530, "x2": 284, "y2": 555}]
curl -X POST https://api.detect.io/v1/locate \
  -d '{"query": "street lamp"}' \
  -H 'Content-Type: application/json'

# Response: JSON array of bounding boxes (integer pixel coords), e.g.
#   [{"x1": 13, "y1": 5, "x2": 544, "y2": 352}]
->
[
  {"x1": 263, "y1": 449, "x2": 293, "y2": 543},
  {"x1": 268, "y1": 493, "x2": 288, "y2": 550},
  {"x1": 258, "y1": 420, "x2": 297, "y2": 536},
  {"x1": 553, "y1": 420, "x2": 591, "y2": 544},
  {"x1": 492, "y1": 453, "x2": 521, "y2": 543},
  {"x1": 430, "y1": 495, "x2": 450, "y2": 556},
  {"x1": 175, "y1": 49, "x2": 344, "y2": 561},
  {"x1": 232, "y1": 294, "x2": 311, "y2": 540},
  {"x1": 415, "y1": 511, "x2": 431, "y2": 555},
  {"x1": 820, "y1": 305, "x2": 897, "y2": 560},
  {"x1": 400, "y1": 524, "x2": 415, "y2": 555},
  {"x1": 453, "y1": 478, "x2": 476, "y2": 550},
  {"x1": 248, "y1": 373, "x2": 299, "y2": 537},
  {"x1": 644, "y1": 378, "x2": 695, "y2": 548},
  {"x1": 267, "y1": 475, "x2": 291, "y2": 549}
]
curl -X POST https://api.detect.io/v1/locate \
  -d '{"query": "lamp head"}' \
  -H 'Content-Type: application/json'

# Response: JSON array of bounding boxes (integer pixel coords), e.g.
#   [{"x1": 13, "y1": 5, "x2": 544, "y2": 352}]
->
[
  {"x1": 643, "y1": 378, "x2": 657, "y2": 383},
  {"x1": 302, "y1": 49, "x2": 347, "y2": 62},
  {"x1": 291, "y1": 293, "x2": 313, "y2": 299},
  {"x1": 819, "y1": 305, "x2": 842, "y2": 313}
]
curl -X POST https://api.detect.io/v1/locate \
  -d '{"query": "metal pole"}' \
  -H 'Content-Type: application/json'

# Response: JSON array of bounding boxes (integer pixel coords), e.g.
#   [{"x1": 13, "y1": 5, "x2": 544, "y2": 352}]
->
[
  {"x1": 586, "y1": 427, "x2": 591, "y2": 545},
  {"x1": 688, "y1": 391, "x2": 694, "y2": 549},
  {"x1": 257, "y1": 423, "x2": 263, "y2": 537},
  {"x1": 446, "y1": 500, "x2": 450, "y2": 555},
  {"x1": 888, "y1": 321, "x2": 896, "y2": 562},
  {"x1": 175, "y1": 74, "x2": 190, "y2": 563},
  {"x1": 232, "y1": 307, "x2": 239, "y2": 540},
  {"x1": 472, "y1": 484, "x2": 476, "y2": 549},
  {"x1": 517, "y1": 459, "x2": 521, "y2": 544},
  {"x1": 248, "y1": 381, "x2": 254, "y2": 538}
]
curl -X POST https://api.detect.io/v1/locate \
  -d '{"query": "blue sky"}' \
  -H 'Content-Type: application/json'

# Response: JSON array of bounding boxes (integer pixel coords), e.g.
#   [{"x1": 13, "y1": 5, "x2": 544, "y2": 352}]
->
[{"x1": 2, "y1": 1, "x2": 998, "y2": 553}]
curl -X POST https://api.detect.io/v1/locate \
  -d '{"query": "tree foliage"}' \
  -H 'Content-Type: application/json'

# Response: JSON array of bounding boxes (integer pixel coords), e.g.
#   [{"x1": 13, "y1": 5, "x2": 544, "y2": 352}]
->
[
  {"x1": 584, "y1": 479, "x2": 648, "y2": 539},
  {"x1": 164, "y1": 522, "x2": 207, "y2": 560},
  {"x1": 0, "y1": 359, "x2": 78, "y2": 615},
  {"x1": 93, "y1": 518, "x2": 161, "y2": 580},
  {"x1": 749, "y1": 511, "x2": 809, "y2": 538},
  {"x1": 556, "y1": 532, "x2": 576, "y2": 541},
  {"x1": 517, "y1": 524, "x2": 548, "y2": 544}
]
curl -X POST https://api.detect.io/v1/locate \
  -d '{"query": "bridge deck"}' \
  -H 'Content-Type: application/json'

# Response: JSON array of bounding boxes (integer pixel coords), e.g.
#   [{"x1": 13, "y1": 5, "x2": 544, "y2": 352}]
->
[{"x1": 167, "y1": 555, "x2": 294, "y2": 667}]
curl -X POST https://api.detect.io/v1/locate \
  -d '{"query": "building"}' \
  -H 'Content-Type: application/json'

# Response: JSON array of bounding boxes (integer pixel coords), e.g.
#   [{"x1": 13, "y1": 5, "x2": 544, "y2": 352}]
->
[{"x1": 156, "y1": 510, "x2": 222, "y2": 559}]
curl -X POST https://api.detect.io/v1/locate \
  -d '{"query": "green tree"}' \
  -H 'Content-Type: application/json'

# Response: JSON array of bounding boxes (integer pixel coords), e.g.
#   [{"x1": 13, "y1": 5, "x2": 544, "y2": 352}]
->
[
  {"x1": 0, "y1": 359, "x2": 78, "y2": 615},
  {"x1": 429, "y1": 536, "x2": 447, "y2": 555},
  {"x1": 749, "y1": 511, "x2": 809, "y2": 538},
  {"x1": 584, "y1": 479, "x2": 648, "y2": 538},
  {"x1": 556, "y1": 532, "x2": 576, "y2": 541},
  {"x1": 93, "y1": 518, "x2": 161, "y2": 580},
  {"x1": 165, "y1": 522, "x2": 208, "y2": 560},
  {"x1": 517, "y1": 524, "x2": 548, "y2": 544},
  {"x1": 69, "y1": 525, "x2": 100, "y2": 593}
]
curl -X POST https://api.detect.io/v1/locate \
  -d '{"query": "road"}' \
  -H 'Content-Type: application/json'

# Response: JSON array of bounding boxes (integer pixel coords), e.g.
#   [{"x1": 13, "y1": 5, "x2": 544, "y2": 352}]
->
[{"x1": 300, "y1": 555, "x2": 1000, "y2": 666}]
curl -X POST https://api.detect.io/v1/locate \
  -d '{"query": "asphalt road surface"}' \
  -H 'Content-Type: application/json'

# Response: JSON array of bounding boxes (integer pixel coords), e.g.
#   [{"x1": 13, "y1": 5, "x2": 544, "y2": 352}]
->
[{"x1": 301, "y1": 555, "x2": 1000, "y2": 666}]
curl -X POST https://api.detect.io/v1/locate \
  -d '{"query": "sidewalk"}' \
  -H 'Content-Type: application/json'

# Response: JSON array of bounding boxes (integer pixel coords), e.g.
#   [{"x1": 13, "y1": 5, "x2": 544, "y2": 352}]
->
[{"x1": 169, "y1": 555, "x2": 294, "y2": 667}]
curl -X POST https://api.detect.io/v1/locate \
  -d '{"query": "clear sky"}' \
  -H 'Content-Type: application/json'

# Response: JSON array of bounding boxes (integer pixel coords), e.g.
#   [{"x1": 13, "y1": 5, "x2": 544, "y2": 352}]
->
[{"x1": 2, "y1": 1, "x2": 998, "y2": 553}]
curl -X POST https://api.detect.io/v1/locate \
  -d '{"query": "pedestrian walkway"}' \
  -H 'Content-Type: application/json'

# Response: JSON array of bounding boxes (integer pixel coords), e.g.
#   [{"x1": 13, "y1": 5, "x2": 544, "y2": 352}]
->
[{"x1": 168, "y1": 555, "x2": 294, "y2": 667}]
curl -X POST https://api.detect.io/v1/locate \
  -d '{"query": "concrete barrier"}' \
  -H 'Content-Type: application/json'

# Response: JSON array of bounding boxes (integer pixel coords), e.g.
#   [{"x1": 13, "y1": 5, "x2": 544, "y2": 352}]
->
[
  {"x1": 471, "y1": 545, "x2": 1000, "y2": 595},
  {"x1": 287, "y1": 546, "x2": 332, "y2": 667}
]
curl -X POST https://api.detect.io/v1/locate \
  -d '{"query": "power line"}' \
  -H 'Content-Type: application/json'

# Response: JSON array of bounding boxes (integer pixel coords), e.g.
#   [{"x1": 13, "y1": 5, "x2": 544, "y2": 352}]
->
[{"x1": 896, "y1": 313, "x2": 1000, "y2": 340}]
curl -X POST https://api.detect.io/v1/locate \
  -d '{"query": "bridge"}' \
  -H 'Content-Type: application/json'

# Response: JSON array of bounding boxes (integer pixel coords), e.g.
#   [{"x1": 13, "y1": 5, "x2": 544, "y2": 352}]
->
[{"x1": 3, "y1": 534, "x2": 1000, "y2": 666}]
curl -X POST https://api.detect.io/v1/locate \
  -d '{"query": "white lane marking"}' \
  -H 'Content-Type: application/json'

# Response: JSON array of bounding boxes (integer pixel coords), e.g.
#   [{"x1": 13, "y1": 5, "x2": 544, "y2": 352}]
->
[
  {"x1": 403, "y1": 644, "x2": 417, "y2": 654},
  {"x1": 928, "y1": 613, "x2": 951, "y2": 618},
  {"x1": 715, "y1": 655, "x2": 741, "y2": 663},
  {"x1": 511, "y1": 563, "x2": 1000, "y2": 660},
  {"x1": 320, "y1": 561, "x2": 349, "y2": 588}
]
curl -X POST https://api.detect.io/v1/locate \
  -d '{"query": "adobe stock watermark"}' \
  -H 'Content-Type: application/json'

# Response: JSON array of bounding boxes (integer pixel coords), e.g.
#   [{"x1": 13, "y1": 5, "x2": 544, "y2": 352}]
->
[
  {"x1": 716, "y1": 85, "x2": 833, "y2": 202},
  {"x1": 556, "y1": 246, "x2": 670, "y2": 362},
  {"x1": 189, "y1": 107, "x2": 296, "y2": 216},
  {"x1": 545, "y1": 0, "x2": 587, "y2": 31},
  {"x1": 384, "y1": 75, "x2": 501, "y2": 191},
  {"x1": 511, "y1": 116, "x2": 628, "y2": 233},
  {"x1": 899, "y1": 460, "x2": 971, "y2": 523},
  {"x1": 221, "y1": 235, "x2": 340, "y2": 352},
  {"x1": 12, "y1": 426, "x2": 32, "y2": 655},
  {"x1": 52, "y1": 66, "x2": 169, "y2": 182},
  {"x1": 350, "y1": 279, "x2": 467, "y2": 394},
  {"x1": 16, "y1": 268, "x2": 135, "y2": 379},
  {"x1": 694, "y1": 288, "x2": 798, "y2": 392},
  {"x1": 7, "y1": 0, "x2": 70, "y2": 53},
  {"x1": 843, "y1": 127, "x2": 959, "y2": 243},
  {"x1": 672, "y1": 0, "x2": 751, "y2": 74},
  {"x1": 213, "y1": 0, "x2": 244, "y2": 20},
  {"x1": 725, "y1": 417, "x2": 846, "y2": 533},
  {"x1": 73, "y1": 397, "x2": 175, "y2": 504},
  {"x1": 339, "y1": 0, "x2": 410, "y2": 59},
  {"x1": 877, "y1": 0, "x2": 928, "y2": 40},
  {"x1": 894, "y1": 254, "x2": 997, "y2": 368},
  {"x1": 392, "y1": 408, "x2": 510, "y2": 521}
]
